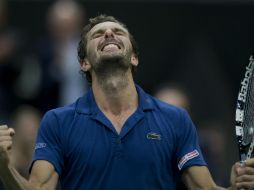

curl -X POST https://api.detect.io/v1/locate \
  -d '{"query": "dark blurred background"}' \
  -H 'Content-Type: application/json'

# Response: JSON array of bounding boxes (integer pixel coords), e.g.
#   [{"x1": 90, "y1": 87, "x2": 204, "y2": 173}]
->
[{"x1": 1, "y1": 0, "x2": 254, "y2": 189}]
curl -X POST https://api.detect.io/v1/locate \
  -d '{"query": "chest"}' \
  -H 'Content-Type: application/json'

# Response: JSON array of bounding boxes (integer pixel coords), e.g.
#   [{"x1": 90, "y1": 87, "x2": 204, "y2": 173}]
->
[
  {"x1": 103, "y1": 112, "x2": 130, "y2": 134},
  {"x1": 62, "y1": 114, "x2": 176, "y2": 176}
]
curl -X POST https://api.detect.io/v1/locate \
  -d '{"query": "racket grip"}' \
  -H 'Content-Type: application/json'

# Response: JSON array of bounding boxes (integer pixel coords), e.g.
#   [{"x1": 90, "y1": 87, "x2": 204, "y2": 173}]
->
[{"x1": 238, "y1": 161, "x2": 247, "y2": 190}]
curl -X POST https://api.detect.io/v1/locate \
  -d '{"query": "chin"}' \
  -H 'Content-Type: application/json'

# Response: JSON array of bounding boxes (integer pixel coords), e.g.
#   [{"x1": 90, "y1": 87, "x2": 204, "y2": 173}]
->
[
  {"x1": 93, "y1": 55, "x2": 130, "y2": 73},
  {"x1": 99, "y1": 53, "x2": 125, "y2": 63}
]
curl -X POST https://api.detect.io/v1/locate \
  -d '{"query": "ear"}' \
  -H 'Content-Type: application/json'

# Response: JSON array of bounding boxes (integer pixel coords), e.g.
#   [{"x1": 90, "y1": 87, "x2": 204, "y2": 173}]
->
[
  {"x1": 80, "y1": 58, "x2": 91, "y2": 72},
  {"x1": 130, "y1": 54, "x2": 139, "y2": 66}
]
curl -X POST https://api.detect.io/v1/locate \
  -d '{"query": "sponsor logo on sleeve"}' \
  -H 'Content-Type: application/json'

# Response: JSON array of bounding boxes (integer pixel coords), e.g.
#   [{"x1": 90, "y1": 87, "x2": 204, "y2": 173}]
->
[
  {"x1": 178, "y1": 149, "x2": 199, "y2": 170},
  {"x1": 35, "y1": 143, "x2": 47, "y2": 150}
]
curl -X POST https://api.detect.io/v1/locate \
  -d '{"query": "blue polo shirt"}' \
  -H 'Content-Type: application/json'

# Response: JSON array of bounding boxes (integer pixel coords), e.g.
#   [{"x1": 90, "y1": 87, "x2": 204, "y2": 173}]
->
[{"x1": 31, "y1": 86, "x2": 206, "y2": 190}]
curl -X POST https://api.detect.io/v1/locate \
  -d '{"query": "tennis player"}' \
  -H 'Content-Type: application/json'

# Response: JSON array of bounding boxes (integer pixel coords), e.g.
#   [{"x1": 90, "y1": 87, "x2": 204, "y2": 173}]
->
[{"x1": 1, "y1": 15, "x2": 254, "y2": 190}]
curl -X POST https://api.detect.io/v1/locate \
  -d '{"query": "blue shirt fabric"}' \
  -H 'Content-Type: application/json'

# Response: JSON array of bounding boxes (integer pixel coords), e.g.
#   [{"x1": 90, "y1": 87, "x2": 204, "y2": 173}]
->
[{"x1": 31, "y1": 86, "x2": 206, "y2": 190}]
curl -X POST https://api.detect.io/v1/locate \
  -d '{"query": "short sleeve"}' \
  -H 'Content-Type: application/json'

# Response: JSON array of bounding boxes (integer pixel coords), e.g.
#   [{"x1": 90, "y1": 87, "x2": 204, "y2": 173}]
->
[
  {"x1": 175, "y1": 110, "x2": 207, "y2": 171},
  {"x1": 30, "y1": 110, "x2": 64, "y2": 175}
]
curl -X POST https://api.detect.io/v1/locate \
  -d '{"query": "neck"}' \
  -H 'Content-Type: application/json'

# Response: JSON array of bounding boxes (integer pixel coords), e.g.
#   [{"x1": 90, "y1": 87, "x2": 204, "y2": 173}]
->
[{"x1": 92, "y1": 69, "x2": 138, "y2": 115}]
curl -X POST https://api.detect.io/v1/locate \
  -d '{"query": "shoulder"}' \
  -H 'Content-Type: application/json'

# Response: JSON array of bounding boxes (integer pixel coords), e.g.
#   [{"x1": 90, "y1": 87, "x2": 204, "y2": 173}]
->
[
  {"x1": 147, "y1": 95, "x2": 195, "y2": 134},
  {"x1": 41, "y1": 98, "x2": 81, "y2": 126},
  {"x1": 149, "y1": 95, "x2": 188, "y2": 120},
  {"x1": 45, "y1": 103, "x2": 75, "y2": 118},
  {"x1": 50, "y1": 103, "x2": 76, "y2": 117},
  {"x1": 37, "y1": 98, "x2": 84, "y2": 139},
  {"x1": 137, "y1": 84, "x2": 189, "y2": 126}
]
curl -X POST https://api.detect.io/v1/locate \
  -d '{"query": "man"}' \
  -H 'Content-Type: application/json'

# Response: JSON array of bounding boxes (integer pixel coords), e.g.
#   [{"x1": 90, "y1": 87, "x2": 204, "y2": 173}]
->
[{"x1": 0, "y1": 14, "x2": 254, "y2": 190}]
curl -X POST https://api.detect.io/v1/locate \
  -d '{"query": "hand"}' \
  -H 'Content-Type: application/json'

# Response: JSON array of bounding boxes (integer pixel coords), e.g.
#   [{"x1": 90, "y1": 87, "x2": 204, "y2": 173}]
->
[
  {"x1": 230, "y1": 159, "x2": 254, "y2": 190},
  {"x1": 0, "y1": 125, "x2": 15, "y2": 174}
]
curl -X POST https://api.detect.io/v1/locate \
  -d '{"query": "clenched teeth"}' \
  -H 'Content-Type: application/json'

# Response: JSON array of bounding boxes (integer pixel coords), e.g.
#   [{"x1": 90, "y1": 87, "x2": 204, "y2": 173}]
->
[{"x1": 102, "y1": 44, "x2": 120, "y2": 51}]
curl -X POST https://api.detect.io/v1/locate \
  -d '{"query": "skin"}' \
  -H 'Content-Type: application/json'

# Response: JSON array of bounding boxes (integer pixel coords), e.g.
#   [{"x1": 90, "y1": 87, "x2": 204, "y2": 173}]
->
[
  {"x1": 0, "y1": 125, "x2": 58, "y2": 190},
  {"x1": 0, "y1": 20, "x2": 254, "y2": 190},
  {"x1": 81, "y1": 21, "x2": 139, "y2": 133}
]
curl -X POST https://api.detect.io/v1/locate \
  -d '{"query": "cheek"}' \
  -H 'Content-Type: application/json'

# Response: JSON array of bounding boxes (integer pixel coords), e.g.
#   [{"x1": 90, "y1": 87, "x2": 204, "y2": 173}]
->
[
  {"x1": 86, "y1": 46, "x2": 96, "y2": 58},
  {"x1": 124, "y1": 39, "x2": 133, "y2": 52},
  {"x1": 86, "y1": 40, "x2": 98, "y2": 55}
]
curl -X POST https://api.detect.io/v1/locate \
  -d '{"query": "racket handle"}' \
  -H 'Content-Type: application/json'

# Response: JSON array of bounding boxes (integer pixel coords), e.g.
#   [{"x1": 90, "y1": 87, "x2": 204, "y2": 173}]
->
[{"x1": 238, "y1": 161, "x2": 247, "y2": 190}]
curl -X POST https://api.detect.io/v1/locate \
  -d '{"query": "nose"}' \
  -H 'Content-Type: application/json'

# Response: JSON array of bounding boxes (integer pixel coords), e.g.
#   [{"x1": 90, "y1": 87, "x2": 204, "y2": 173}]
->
[{"x1": 104, "y1": 29, "x2": 114, "y2": 38}]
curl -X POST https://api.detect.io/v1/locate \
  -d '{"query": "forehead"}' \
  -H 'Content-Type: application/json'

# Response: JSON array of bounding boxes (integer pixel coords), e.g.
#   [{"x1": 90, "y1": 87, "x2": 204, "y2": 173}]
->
[{"x1": 89, "y1": 21, "x2": 129, "y2": 35}]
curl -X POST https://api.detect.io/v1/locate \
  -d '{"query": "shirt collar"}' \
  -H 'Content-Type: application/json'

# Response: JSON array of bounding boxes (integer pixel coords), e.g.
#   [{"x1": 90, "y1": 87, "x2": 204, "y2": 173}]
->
[
  {"x1": 75, "y1": 84, "x2": 155, "y2": 115},
  {"x1": 135, "y1": 85, "x2": 155, "y2": 111}
]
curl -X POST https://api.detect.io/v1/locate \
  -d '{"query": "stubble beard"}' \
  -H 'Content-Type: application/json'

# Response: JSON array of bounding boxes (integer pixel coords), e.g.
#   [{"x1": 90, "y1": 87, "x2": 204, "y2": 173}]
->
[{"x1": 90, "y1": 52, "x2": 132, "y2": 93}]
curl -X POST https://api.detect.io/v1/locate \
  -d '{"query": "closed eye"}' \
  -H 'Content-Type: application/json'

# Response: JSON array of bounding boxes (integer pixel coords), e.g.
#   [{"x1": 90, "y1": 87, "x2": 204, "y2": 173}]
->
[
  {"x1": 114, "y1": 28, "x2": 127, "y2": 36},
  {"x1": 91, "y1": 27, "x2": 127, "y2": 39},
  {"x1": 91, "y1": 30, "x2": 104, "y2": 39}
]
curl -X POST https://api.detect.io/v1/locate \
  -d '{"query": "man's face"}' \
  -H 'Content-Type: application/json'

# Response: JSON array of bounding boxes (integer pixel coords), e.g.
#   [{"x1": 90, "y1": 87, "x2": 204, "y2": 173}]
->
[{"x1": 83, "y1": 21, "x2": 136, "y2": 74}]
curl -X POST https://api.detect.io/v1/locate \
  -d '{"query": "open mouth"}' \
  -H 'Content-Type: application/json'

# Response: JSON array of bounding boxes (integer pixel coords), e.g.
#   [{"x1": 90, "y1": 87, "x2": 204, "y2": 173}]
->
[
  {"x1": 98, "y1": 40, "x2": 122, "y2": 52},
  {"x1": 101, "y1": 43, "x2": 121, "y2": 51},
  {"x1": 101, "y1": 43, "x2": 121, "y2": 52}
]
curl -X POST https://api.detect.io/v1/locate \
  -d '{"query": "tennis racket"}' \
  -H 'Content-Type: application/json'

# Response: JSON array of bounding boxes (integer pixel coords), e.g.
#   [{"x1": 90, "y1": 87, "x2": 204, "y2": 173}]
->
[{"x1": 235, "y1": 55, "x2": 254, "y2": 190}]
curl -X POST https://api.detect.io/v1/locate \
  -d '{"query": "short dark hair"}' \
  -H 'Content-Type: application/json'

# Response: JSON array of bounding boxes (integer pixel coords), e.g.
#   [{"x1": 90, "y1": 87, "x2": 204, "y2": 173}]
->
[{"x1": 77, "y1": 14, "x2": 139, "y2": 83}]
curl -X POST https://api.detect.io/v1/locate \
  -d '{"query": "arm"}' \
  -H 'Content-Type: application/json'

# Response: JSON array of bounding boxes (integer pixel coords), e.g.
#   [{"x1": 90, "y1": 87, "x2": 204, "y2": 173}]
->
[
  {"x1": 0, "y1": 125, "x2": 58, "y2": 190},
  {"x1": 182, "y1": 165, "x2": 233, "y2": 190},
  {"x1": 29, "y1": 160, "x2": 59, "y2": 190},
  {"x1": 1, "y1": 159, "x2": 58, "y2": 190}
]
